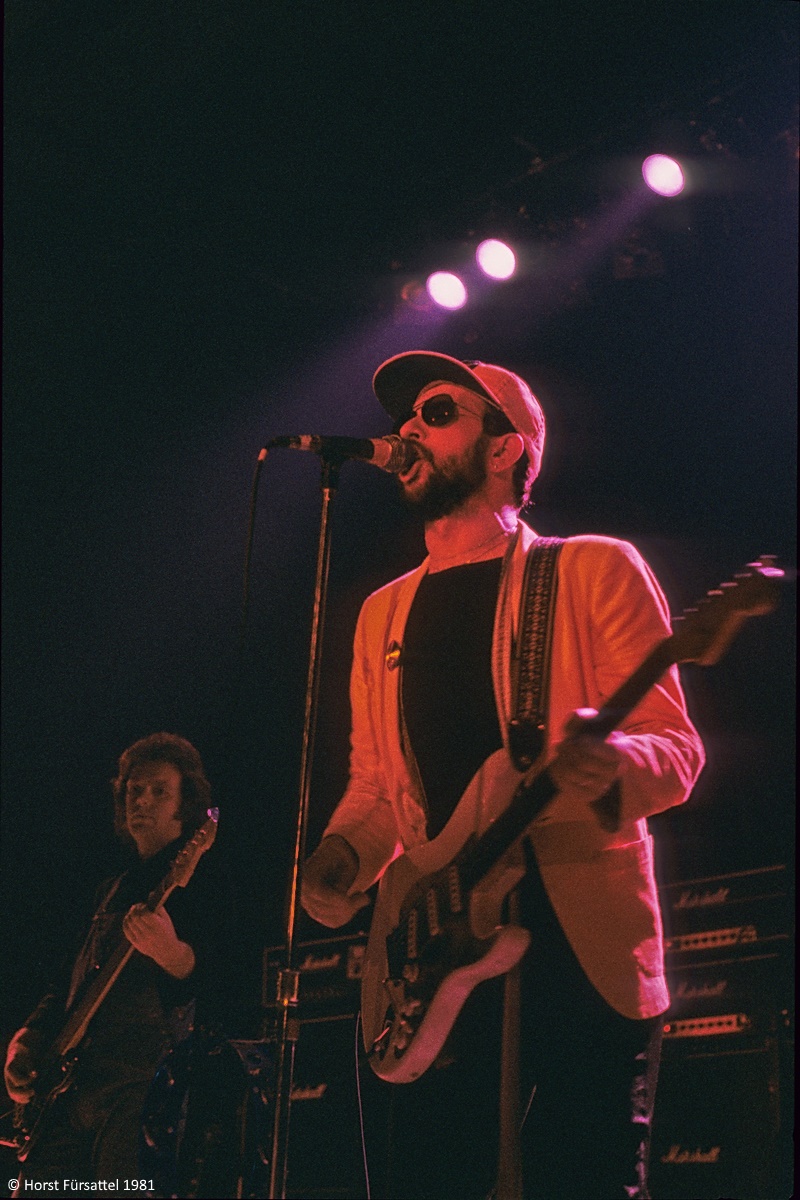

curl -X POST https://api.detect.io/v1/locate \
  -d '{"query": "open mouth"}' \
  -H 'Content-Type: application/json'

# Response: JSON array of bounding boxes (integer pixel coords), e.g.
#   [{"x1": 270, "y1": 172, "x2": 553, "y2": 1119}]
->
[{"x1": 400, "y1": 453, "x2": 429, "y2": 482}]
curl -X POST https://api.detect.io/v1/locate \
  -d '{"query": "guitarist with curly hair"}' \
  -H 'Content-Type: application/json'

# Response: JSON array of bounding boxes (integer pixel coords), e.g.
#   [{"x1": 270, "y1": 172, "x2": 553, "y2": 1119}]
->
[{"x1": 4, "y1": 733, "x2": 232, "y2": 1196}]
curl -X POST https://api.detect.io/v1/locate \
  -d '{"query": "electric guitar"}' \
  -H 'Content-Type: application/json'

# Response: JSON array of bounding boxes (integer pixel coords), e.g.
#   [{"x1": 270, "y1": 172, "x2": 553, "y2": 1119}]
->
[
  {"x1": 6, "y1": 809, "x2": 219, "y2": 1162},
  {"x1": 361, "y1": 559, "x2": 782, "y2": 1083}
]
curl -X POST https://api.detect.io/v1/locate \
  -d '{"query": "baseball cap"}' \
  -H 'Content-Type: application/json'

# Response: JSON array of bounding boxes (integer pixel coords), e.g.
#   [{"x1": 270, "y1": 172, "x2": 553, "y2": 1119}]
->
[{"x1": 372, "y1": 351, "x2": 545, "y2": 489}]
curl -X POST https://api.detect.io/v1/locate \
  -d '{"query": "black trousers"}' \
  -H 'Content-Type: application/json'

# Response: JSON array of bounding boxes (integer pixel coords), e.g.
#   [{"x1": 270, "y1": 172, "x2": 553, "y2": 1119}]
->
[{"x1": 370, "y1": 847, "x2": 662, "y2": 1200}]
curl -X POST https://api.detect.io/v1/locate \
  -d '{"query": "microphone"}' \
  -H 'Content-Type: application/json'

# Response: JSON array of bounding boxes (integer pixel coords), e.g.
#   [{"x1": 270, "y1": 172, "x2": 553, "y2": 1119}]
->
[{"x1": 265, "y1": 434, "x2": 417, "y2": 474}]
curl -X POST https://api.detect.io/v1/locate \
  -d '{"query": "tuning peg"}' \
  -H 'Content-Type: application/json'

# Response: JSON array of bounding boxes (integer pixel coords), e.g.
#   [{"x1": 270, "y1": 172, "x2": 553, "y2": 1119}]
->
[{"x1": 747, "y1": 555, "x2": 784, "y2": 578}]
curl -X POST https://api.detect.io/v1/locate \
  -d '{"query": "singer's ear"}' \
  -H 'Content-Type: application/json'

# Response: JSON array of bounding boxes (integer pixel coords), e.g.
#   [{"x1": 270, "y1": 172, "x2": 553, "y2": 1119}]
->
[{"x1": 489, "y1": 431, "x2": 524, "y2": 472}]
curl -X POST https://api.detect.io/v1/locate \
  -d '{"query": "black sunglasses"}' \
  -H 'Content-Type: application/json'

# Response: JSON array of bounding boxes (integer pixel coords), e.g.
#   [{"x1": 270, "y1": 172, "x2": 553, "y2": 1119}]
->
[
  {"x1": 394, "y1": 392, "x2": 514, "y2": 437},
  {"x1": 394, "y1": 393, "x2": 484, "y2": 431}
]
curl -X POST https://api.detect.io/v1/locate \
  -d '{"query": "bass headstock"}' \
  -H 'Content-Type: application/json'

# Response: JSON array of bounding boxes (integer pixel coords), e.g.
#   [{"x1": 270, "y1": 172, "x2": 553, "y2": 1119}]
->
[{"x1": 167, "y1": 807, "x2": 219, "y2": 889}]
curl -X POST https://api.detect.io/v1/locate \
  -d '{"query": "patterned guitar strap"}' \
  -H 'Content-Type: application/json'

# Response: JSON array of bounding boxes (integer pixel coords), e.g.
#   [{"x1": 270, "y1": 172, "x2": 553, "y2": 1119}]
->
[
  {"x1": 509, "y1": 535, "x2": 565, "y2": 771},
  {"x1": 496, "y1": 535, "x2": 564, "y2": 1200}
]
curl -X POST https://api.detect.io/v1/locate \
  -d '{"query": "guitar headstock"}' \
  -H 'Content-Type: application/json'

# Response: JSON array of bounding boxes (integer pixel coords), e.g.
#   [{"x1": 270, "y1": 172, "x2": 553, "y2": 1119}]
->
[
  {"x1": 670, "y1": 557, "x2": 783, "y2": 666},
  {"x1": 166, "y1": 808, "x2": 219, "y2": 889}
]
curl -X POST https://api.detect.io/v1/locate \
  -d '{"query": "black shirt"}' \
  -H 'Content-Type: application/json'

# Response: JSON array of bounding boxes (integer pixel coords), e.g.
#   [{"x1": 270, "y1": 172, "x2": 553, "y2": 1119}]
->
[{"x1": 401, "y1": 559, "x2": 504, "y2": 840}]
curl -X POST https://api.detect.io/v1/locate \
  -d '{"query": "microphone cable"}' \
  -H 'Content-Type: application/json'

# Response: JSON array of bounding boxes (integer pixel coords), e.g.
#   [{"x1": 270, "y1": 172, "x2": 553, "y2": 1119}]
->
[{"x1": 354, "y1": 1010, "x2": 372, "y2": 1200}]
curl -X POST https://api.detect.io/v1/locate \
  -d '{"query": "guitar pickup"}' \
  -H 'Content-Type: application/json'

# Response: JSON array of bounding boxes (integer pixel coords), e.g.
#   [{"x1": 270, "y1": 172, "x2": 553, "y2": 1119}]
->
[
  {"x1": 425, "y1": 889, "x2": 440, "y2": 936},
  {"x1": 447, "y1": 865, "x2": 463, "y2": 914}
]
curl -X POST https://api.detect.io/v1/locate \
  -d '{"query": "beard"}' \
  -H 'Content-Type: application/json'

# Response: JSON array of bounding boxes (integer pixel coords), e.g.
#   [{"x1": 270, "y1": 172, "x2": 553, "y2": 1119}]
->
[{"x1": 400, "y1": 435, "x2": 489, "y2": 521}]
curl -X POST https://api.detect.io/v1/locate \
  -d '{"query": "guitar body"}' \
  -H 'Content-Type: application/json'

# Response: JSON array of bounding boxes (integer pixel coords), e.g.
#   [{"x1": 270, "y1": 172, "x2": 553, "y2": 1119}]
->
[
  {"x1": 13, "y1": 1053, "x2": 78, "y2": 1162},
  {"x1": 361, "y1": 753, "x2": 533, "y2": 1084}
]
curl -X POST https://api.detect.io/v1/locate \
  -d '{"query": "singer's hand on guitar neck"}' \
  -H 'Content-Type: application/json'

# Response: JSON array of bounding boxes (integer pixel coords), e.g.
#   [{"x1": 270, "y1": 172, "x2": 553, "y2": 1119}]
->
[
  {"x1": 301, "y1": 835, "x2": 371, "y2": 928},
  {"x1": 547, "y1": 708, "x2": 629, "y2": 801}
]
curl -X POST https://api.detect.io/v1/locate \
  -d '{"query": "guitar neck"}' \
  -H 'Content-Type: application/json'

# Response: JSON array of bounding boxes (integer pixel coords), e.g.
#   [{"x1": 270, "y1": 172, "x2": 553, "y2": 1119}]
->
[
  {"x1": 578, "y1": 639, "x2": 676, "y2": 739},
  {"x1": 459, "y1": 636, "x2": 676, "y2": 891},
  {"x1": 460, "y1": 769, "x2": 558, "y2": 892},
  {"x1": 54, "y1": 873, "x2": 180, "y2": 1057}
]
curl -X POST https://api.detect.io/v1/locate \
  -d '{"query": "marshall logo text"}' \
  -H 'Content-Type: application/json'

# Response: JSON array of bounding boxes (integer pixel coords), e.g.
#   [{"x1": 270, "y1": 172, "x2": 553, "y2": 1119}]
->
[
  {"x1": 661, "y1": 1144, "x2": 722, "y2": 1165},
  {"x1": 674, "y1": 886, "x2": 730, "y2": 909}
]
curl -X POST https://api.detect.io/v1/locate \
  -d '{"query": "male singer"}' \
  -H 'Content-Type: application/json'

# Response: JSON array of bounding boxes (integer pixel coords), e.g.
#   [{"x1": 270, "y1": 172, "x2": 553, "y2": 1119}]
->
[{"x1": 302, "y1": 352, "x2": 704, "y2": 1199}]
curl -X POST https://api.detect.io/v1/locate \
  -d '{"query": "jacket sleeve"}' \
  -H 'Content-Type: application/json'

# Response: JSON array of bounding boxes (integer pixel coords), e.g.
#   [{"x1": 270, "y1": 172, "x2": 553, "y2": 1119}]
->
[
  {"x1": 162, "y1": 849, "x2": 248, "y2": 1034},
  {"x1": 323, "y1": 597, "x2": 405, "y2": 892},
  {"x1": 553, "y1": 537, "x2": 705, "y2": 824}
]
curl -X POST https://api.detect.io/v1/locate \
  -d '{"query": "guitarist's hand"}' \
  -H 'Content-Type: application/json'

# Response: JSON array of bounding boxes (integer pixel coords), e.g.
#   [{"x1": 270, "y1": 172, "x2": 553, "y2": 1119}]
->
[
  {"x1": 122, "y1": 904, "x2": 196, "y2": 979},
  {"x1": 301, "y1": 835, "x2": 371, "y2": 928},
  {"x1": 548, "y1": 709, "x2": 627, "y2": 800},
  {"x1": 4, "y1": 1027, "x2": 41, "y2": 1105}
]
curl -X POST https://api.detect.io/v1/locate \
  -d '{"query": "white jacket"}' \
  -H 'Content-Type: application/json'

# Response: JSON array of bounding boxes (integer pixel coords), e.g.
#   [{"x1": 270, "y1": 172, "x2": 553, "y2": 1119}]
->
[{"x1": 325, "y1": 523, "x2": 705, "y2": 1018}]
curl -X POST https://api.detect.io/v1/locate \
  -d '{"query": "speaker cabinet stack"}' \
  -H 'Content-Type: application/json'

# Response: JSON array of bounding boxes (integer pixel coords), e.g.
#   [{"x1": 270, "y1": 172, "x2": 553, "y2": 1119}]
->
[
  {"x1": 263, "y1": 933, "x2": 380, "y2": 1199},
  {"x1": 261, "y1": 869, "x2": 795, "y2": 1200},
  {"x1": 650, "y1": 865, "x2": 793, "y2": 1199}
]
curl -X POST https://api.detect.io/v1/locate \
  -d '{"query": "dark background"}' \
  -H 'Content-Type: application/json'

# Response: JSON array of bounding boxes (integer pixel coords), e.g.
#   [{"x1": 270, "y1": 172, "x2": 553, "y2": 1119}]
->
[{"x1": 3, "y1": 1, "x2": 796, "y2": 1040}]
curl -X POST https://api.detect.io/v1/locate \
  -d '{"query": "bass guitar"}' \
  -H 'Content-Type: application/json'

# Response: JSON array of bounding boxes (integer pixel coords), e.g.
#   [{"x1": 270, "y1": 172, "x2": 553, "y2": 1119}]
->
[
  {"x1": 361, "y1": 559, "x2": 781, "y2": 1083},
  {"x1": 6, "y1": 809, "x2": 219, "y2": 1162}
]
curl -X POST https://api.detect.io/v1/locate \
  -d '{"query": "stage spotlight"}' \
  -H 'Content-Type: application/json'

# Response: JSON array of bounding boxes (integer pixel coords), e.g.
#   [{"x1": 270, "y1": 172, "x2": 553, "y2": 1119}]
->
[
  {"x1": 642, "y1": 155, "x2": 685, "y2": 197},
  {"x1": 475, "y1": 239, "x2": 516, "y2": 280},
  {"x1": 426, "y1": 271, "x2": 468, "y2": 309}
]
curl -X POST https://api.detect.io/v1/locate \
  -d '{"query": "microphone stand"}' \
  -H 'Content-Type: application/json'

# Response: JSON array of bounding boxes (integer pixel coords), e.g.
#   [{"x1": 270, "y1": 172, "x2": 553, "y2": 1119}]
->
[{"x1": 267, "y1": 450, "x2": 342, "y2": 1199}]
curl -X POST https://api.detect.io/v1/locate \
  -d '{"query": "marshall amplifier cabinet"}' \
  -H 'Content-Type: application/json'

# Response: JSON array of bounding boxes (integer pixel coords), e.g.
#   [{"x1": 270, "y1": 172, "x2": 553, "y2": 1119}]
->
[
  {"x1": 660, "y1": 863, "x2": 792, "y2": 1045},
  {"x1": 285, "y1": 1013, "x2": 373, "y2": 1199},
  {"x1": 650, "y1": 1039, "x2": 791, "y2": 1200},
  {"x1": 276, "y1": 1013, "x2": 392, "y2": 1199},
  {"x1": 262, "y1": 931, "x2": 368, "y2": 1019},
  {"x1": 660, "y1": 863, "x2": 791, "y2": 951},
  {"x1": 261, "y1": 934, "x2": 378, "y2": 1198},
  {"x1": 651, "y1": 864, "x2": 793, "y2": 1199}
]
